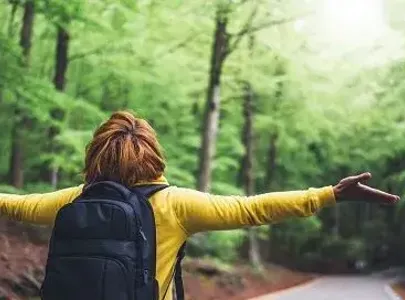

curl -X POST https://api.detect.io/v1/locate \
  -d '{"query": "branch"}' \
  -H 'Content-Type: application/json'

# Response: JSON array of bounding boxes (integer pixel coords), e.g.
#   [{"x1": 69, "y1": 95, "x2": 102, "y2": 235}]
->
[
  {"x1": 243, "y1": 13, "x2": 312, "y2": 36},
  {"x1": 225, "y1": 3, "x2": 259, "y2": 57},
  {"x1": 157, "y1": 31, "x2": 201, "y2": 58},
  {"x1": 228, "y1": 11, "x2": 314, "y2": 54}
]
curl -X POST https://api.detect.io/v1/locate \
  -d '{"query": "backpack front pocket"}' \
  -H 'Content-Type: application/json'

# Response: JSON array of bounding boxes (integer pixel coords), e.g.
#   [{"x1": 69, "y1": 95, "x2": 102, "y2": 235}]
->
[{"x1": 41, "y1": 256, "x2": 132, "y2": 300}]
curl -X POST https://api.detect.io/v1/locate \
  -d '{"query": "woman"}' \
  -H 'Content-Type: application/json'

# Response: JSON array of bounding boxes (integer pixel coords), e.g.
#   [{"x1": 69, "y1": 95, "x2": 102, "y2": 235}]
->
[{"x1": 0, "y1": 111, "x2": 399, "y2": 300}]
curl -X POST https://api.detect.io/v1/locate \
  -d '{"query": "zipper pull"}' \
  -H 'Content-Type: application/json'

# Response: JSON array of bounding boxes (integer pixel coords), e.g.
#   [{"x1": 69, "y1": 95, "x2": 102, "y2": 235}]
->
[
  {"x1": 143, "y1": 269, "x2": 150, "y2": 284},
  {"x1": 140, "y1": 230, "x2": 147, "y2": 241}
]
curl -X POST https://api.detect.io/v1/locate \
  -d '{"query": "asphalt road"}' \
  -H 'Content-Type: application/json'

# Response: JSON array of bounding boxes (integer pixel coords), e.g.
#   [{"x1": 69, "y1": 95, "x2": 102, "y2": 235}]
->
[{"x1": 250, "y1": 274, "x2": 402, "y2": 300}]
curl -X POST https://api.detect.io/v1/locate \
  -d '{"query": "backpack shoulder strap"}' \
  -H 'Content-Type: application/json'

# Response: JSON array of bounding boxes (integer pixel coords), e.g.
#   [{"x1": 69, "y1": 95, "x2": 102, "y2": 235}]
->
[
  {"x1": 162, "y1": 242, "x2": 186, "y2": 300},
  {"x1": 134, "y1": 184, "x2": 169, "y2": 199},
  {"x1": 174, "y1": 243, "x2": 186, "y2": 300},
  {"x1": 136, "y1": 184, "x2": 186, "y2": 300},
  {"x1": 133, "y1": 184, "x2": 186, "y2": 300},
  {"x1": 82, "y1": 181, "x2": 132, "y2": 199}
]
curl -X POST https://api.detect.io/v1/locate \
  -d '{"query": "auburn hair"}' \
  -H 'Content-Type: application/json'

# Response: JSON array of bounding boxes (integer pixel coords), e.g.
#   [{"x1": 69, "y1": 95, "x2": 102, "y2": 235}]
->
[{"x1": 83, "y1": 111, "x2": 165, "y2": 186}]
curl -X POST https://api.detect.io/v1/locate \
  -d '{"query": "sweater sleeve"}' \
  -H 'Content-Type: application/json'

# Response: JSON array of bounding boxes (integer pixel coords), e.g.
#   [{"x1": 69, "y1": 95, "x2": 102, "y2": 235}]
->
[
  {"x1": 0, "y1": 185, "x2": 84, "y2": 225},
  {"x1": 171, "y1": 186, "x2": 335, "y2": 235}
]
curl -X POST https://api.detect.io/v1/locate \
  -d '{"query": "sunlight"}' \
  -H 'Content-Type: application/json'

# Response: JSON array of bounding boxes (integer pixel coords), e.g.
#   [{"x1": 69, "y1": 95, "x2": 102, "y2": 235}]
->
[{"x1": 319, "y1": 0, "x2": 386, "y2": 45}]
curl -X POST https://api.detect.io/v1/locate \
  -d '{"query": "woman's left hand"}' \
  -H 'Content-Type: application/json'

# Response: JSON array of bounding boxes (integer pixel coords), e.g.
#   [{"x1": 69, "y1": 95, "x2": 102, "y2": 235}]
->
[{"x1": 333, "y1": 172, "x2": 400, "y2": 205}]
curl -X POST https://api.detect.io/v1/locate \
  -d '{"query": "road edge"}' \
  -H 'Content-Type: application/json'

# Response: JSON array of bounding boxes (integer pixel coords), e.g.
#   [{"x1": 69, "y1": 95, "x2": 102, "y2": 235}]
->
[
  {"x1": 248, "y1": 277, "x2": 322, "y2": 300},
  {"x1": 384, "y1": 283, "x2": 402, "y2": 300}
]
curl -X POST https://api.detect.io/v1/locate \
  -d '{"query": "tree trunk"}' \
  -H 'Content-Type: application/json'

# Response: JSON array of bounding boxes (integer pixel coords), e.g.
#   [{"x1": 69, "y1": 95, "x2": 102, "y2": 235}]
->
[
  {"x1": 197, "y1": 8, "x2": 229, "y2": 192},
  {"x1": 49, "y1": 25, "x2": 70, "y2": 189},
  {"x1": 19, "y1": 1, "x2": 34, "y2": 65},
  {"x1": 263, "y1": 133, "x2": 278, "y2": 262},
  {"x1": 0, "y1": 2, "x2": 18, "y2": 105},
  {"x1": 8, "y1": 0, "x2": 35, "y2": 188},
  {"x1": 248, "y1": 229, "x2": 262, "y2": 269},
  {"x1": 265, "y1": 133, "x2": 278, "y2": 189},
  {"x1": 53, "y1": 26, "x2": 69, "y2": 91},
  {"x1": 242, "y1": 82, "x2": 254, "y2": 196},
  {"x1": 264, "y1": 59, "x2": 282, "y2": 190},
  {"x1": 9, "y1": 124, "x2": 24, "y2": 189},
  {"x1": 333, "y1": 204, "x2": 340, "y2": 236},
  {"x1": 242, "y1": 79, "x2": 263, "y2": 270},
  {"x1": 264, "y1": 61, "x2": 283, "y2": 262},
  {"x1": 355, "y1": 202, "x2": 362, "y2": 232}
]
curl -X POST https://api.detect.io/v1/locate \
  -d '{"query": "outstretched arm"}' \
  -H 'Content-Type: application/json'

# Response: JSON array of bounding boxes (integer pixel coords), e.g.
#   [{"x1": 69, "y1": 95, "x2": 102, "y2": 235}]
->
[
  {"x1": 172, "y1": 173, "x2": 400, "y2": 235},
  {"x1": 171, "y1": 186, "x2": 335, "y2": 235},
  {"x1": 0, "y1": 185, "x2": 83, "y2": 225}
]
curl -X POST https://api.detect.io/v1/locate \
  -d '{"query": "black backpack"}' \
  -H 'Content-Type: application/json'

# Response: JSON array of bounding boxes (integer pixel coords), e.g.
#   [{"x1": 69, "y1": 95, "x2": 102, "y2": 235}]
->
[{"x1": 40, "y1": 181, "x2": 186, "y2": 300}]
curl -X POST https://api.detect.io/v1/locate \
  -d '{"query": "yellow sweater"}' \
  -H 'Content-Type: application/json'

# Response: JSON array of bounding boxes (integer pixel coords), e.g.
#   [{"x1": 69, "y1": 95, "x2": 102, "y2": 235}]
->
[{"x1": 0, "y1": 177, "x2": 335, "y2": 300}]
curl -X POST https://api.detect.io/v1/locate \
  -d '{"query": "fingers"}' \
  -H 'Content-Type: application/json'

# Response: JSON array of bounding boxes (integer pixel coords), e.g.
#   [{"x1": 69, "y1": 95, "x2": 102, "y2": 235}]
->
[
  {"x1": 358, "y1": 183, "x2": 400, "y2": 204},
  {"x1": 350, "y1": 172, "x2": 372, "y2": 184}
]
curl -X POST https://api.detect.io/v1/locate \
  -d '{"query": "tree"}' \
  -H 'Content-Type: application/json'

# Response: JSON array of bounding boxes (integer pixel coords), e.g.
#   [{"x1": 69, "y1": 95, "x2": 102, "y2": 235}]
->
[
  {"x1": 49, "y1": 24, "x2": 70, "y2": 189},
  {"x1": 197, "y1": 3, "x2": 230, "y2": 192},
  {"x1": 8, "y1": 0, "x2": 35, "y2": 188},
  {"x1": 238, "y1": 32, "x2": 263, "y2": 270},
  {"x1": 242, "y1": 80, "x2": 263, "y2": 269},
  {"x1": 197, "y1": 1, "x2": 302, "y2": 192}
]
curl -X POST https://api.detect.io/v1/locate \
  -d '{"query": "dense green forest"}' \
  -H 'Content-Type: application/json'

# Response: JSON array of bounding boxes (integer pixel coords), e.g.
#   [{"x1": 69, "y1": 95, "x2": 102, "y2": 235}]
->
[{"x1": 1, "y1": 0, "x2": 405, "y2": 273}]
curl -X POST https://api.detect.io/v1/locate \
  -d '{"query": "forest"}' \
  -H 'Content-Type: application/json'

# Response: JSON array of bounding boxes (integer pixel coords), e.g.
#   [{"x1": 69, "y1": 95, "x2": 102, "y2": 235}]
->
[{"x1": 1, "y1": 0, "x2": 405, "y2": 299}]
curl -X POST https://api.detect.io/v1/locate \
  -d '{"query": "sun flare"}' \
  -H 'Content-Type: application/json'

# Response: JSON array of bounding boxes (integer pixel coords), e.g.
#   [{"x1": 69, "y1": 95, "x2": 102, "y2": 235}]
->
[{"x1": 320, "y1": 0, "x2": 386, "y2": 45}]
